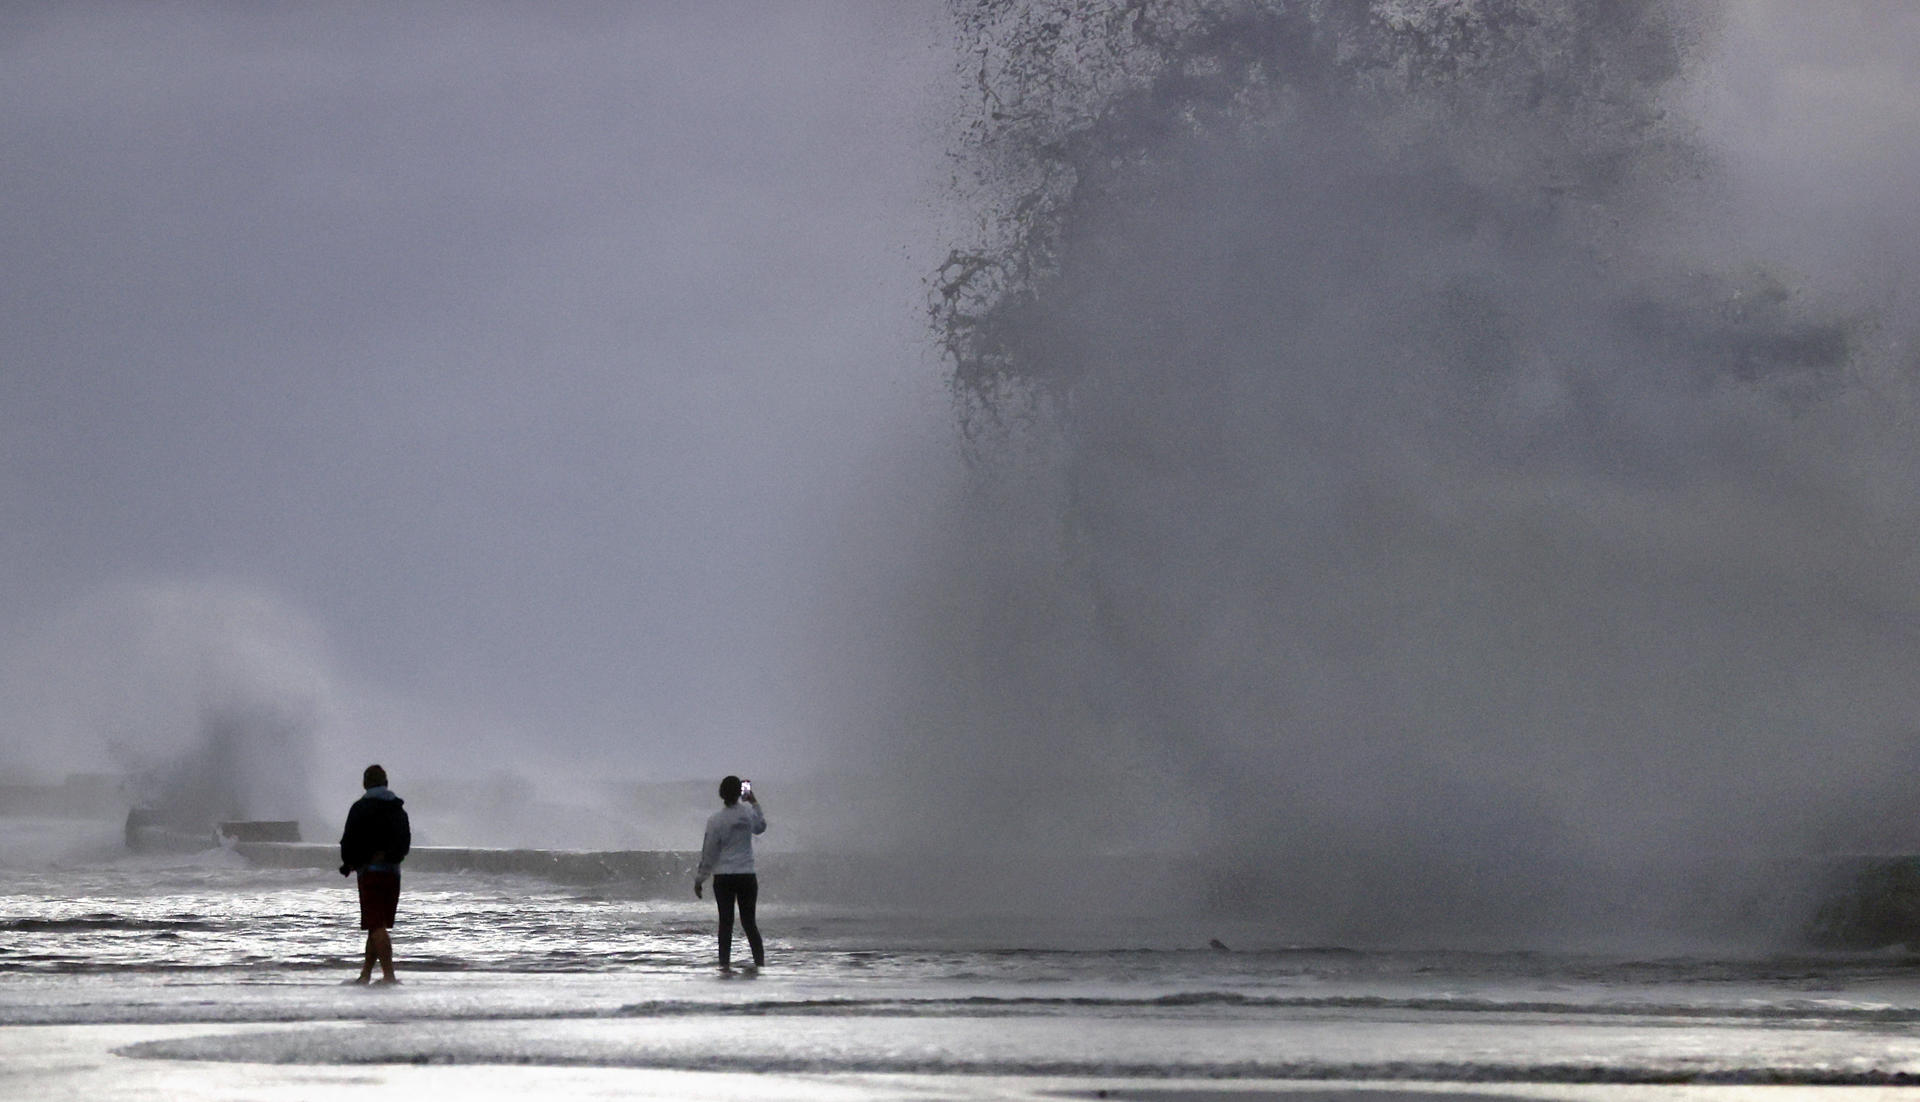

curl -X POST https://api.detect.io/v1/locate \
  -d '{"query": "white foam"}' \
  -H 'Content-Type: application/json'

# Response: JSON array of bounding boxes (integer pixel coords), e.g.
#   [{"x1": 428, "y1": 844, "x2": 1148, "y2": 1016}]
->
[{"x1": 110, "y1": 1010, "x2": 1920, "y2": 1082}]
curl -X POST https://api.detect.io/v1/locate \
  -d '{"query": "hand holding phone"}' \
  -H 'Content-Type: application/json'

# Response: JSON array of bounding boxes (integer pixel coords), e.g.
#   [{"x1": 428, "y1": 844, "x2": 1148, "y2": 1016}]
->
[{"x1": 741, "y1": 779, "x2": 755, "y2": 802}]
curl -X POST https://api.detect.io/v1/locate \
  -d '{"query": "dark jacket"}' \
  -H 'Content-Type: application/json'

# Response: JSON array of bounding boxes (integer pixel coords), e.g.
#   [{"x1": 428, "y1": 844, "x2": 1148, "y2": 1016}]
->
[{"x1": 338, "y1": 788, "x2": 411, "y2": 875}]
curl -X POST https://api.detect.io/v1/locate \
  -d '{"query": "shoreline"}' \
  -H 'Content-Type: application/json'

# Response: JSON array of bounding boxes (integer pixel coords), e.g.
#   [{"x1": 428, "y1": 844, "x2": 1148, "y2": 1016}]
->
[
  {"x1": 14, "y1": 1019, "x2": 1920, "y2": 1101},
  {"x1": 9, "y1": 969, "x2": 1920, "y2": 1092}
]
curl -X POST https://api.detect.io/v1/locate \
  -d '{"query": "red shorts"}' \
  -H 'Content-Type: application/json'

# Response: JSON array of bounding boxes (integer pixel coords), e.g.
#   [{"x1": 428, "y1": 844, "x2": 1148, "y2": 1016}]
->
[{"x1": 357, "y1": 869, "x2": 401, "y2": 930}]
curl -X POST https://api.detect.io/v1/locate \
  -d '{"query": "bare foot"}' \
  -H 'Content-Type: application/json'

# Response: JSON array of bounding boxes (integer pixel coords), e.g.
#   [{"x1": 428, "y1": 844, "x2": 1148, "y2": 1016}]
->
[
  {"x1": 345, "y1": 975, "x2": 371, "y2": 986},
  {"x1": 373, "y1": 976, "x2": 401, "y2": 986}
]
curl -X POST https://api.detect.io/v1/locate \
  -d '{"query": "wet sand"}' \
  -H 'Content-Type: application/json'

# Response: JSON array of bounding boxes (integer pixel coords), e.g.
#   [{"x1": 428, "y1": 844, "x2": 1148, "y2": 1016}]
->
[{"x1": 14, "y1": 1020, "x2": 1920, "y2": 1102}]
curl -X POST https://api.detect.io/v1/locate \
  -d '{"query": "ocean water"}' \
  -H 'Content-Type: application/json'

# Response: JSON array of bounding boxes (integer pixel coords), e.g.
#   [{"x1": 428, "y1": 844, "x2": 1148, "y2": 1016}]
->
[{"x1": 9, "y1": 837, "x2": 1920, "y2": 1089}]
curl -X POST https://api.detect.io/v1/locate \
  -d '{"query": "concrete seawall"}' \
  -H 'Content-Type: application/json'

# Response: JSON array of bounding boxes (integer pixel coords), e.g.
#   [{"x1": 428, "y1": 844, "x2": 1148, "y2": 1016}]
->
[
  {"x1": 231, "y1": 843, "x2": 866, "y2": 899},
  {"x1": 234, "y1": 842, "x2": 700, "y2": 887}
]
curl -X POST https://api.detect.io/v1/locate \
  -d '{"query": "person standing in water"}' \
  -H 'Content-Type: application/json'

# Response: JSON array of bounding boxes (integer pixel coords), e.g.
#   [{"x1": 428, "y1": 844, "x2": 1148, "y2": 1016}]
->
[
  {"x1": 693, "y1": 774, "x2": 766, "y2": 972},
  {"x1": 338, "y1": 764, "x2": 411, "y2": 984}
]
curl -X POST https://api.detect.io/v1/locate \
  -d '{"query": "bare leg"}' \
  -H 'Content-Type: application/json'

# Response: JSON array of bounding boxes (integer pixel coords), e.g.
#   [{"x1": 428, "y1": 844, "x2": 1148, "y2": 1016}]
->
[
  {"x1": 370, "y1": 927, "x2": 396, "y2": 982},
  {"x1": 356, "y1": 930, "x2": 376, "y2": 983}
]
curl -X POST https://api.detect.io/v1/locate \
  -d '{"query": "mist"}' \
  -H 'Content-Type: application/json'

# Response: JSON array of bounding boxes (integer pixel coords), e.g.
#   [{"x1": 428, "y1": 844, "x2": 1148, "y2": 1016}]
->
[
  {"x1": 1, "y1": 581, "x2": 328, "y2": 827},
  {"x1": 5, "y1": 1, "x2": 1918, "y2": 949},
  {"x1": 823, "y1": 0, "x2": 1920, "y2": 946},
  {"x1": 0, "y1": 3, "x2": 956, "y2": 821}
]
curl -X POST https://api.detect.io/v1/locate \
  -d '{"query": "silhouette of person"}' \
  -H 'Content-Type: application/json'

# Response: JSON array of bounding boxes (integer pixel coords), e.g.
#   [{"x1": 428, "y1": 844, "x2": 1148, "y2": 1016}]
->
[
  {"x1": 338, "y1": 764, "x2": 411, "y2": 984},
  {"x1": 693, "y1": 774, "x2": 766, "y2": 972}
]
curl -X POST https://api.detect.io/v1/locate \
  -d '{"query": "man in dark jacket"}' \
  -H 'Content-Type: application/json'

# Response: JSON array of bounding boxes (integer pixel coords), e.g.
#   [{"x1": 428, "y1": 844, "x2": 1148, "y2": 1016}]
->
[{"x1": 338, "y1": 763, "x2": 410, "y2": 984}]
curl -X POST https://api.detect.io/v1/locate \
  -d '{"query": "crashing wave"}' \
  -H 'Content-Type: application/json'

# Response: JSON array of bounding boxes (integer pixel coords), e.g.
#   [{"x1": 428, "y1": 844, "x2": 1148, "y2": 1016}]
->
[{"x1": 867, "y1": 0, "x2": 1920, "y2": 944}]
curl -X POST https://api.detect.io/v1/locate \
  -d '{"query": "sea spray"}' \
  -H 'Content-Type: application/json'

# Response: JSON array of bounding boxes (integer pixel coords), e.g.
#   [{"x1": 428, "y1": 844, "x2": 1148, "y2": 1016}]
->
[
  {"x1": 840, "y1": 0, "x2": 1920, "y2": 945},
  {"x1": 0, "y1": 581, "x2": 331, "y2": 834}
]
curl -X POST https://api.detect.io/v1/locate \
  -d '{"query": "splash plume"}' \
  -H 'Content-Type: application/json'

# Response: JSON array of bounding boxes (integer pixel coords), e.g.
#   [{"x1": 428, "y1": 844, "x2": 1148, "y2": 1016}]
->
[{"x1": 849, "y1": 0, "x2": 1920, "y2": 945}]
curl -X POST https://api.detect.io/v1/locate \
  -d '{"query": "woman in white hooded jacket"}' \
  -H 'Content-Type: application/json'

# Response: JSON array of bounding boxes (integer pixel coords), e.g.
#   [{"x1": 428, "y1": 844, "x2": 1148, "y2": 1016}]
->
[{"x1": 693, "y1": 774, "x2": 766, "y2": 971}]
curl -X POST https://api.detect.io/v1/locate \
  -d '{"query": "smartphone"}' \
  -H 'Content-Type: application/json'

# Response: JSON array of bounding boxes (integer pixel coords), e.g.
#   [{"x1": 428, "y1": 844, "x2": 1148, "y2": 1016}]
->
[{"x1": 740, "y1": 779, "x2": 753, "y2": 797}]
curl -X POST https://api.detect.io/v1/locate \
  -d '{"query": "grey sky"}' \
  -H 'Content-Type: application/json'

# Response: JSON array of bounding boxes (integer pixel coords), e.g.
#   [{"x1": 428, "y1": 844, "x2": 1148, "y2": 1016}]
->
[{"x1": 1, "y1": 3, "x2": 955, "y2": 785}]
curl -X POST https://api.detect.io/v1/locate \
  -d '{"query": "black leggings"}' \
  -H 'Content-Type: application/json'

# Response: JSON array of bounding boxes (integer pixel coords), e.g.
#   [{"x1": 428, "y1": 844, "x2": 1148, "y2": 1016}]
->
[{"x1": 712, "y1": 873, "x2": 764, "y2": 968}]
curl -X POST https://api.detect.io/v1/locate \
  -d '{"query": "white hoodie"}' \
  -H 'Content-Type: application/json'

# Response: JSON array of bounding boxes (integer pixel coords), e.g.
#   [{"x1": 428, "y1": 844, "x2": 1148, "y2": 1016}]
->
[{"x1": 696, "y1": 800, "x2": 766, "y2": 880}]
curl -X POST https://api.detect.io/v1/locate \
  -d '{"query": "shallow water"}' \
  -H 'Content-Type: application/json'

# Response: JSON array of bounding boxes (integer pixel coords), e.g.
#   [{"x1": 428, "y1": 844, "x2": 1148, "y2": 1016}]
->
[{"x1": 8, "y1": 849, "x2": 1920, "y2": 1084}]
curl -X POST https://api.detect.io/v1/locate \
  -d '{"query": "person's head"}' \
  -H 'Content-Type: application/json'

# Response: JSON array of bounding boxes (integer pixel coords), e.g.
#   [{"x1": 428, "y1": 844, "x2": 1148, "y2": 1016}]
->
[
  {"x1": 718, "y1": 775, "x2": 741, "y2": 806},
  {"x1": 362, "y1": 764, "x2": 388, "y2": 791}
]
